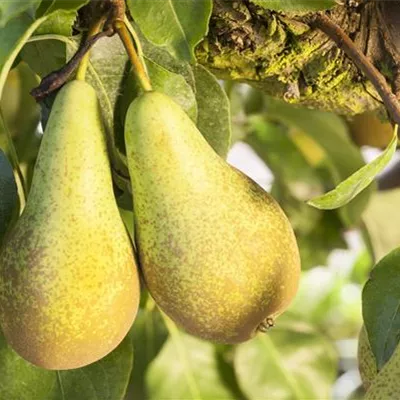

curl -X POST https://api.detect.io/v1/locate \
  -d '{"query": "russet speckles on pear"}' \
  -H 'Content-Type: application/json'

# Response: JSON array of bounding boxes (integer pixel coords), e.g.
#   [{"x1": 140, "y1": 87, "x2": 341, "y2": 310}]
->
[
  {"x1": 125, "y1": 91, "x2": 301, "y2": 344},
  {"x1": 0, "y1": 80, "x2": 140, "y2": 370}
]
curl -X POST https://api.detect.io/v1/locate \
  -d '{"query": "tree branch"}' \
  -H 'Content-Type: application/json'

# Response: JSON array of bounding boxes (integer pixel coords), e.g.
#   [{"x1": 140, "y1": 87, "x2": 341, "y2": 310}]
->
[{"x1": 307, "y1": 13, "x2": 400, "y2": 126}]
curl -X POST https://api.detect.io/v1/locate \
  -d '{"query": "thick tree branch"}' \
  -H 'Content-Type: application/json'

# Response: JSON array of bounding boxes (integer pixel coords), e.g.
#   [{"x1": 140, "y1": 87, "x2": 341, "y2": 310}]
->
[
  {"x1": 308, "y1": 13, "x2": 400, "y2": 126},
  {"x1": 198, "y1": 1, "x2": 400, "y2": 117}
]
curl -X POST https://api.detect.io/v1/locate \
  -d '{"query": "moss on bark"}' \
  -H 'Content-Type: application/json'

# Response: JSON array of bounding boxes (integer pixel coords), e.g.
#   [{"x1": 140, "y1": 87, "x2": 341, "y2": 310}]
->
[{"x1": 197, "y1": 0, "x2": 397, "y2": 116}]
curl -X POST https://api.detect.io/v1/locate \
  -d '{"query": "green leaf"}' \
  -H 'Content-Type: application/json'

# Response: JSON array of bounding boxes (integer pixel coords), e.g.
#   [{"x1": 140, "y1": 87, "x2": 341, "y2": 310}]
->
[
  {"x1": 0, "y1": 331, "x2": 57, "y2": 400},
  {"x1": 193, "y1": 65, "x2": 231, "y2": 158},
  {"x1": 128, "y1": 0, "x2": 213, "y2": 61},
  {"x1": 125, "y1": 306, "x2": 169, "y2": 400},
  {"x1": 0, "y1": 330, "x2": 133, "y2": 400},
  {"x1": 249, "y1": 0, "x2": 336, "y2": 12},
  {"x1": 57, "y1": 334, "x2": 133, "y2": 400},
  {"x1": 36, "y1": 10, "x2": 77, "y2": 35},
  {"x1": 146, "y1": 318, "x2": 233, "y2": 399},
  {"x1": 308, "y1": 129, "x2": 397, "y2": 210},
  {"x1": 362, "y1": 247, "x2": 400, "y2": 370},
  {"x1": 0, "y1": 13, "x2": 46, "y2": 98},
  {"x1": 234, "y1": 316, "x2": 338, "y2": 400},
  {"x1": 21, "y1": 39, "x2": 67, "y2": 77},
  {"x1": 0, "y1": 150, "x2": 18, "y2": 243},
  {"x1": 265, "y1": 97, "x2": 373, "y2": 226},
  {"x1": 36, "y1": 0, "x2": 89, "y2": 17},
  {"x1": 133, "y1": 19, "x2": 195, "y2": 89},
  {"x1": 0, "y1": 0, "x2": 40, "y2": 27},
  {"x1": 1, "y1": 62, "x2": 41, "y2": 164}
]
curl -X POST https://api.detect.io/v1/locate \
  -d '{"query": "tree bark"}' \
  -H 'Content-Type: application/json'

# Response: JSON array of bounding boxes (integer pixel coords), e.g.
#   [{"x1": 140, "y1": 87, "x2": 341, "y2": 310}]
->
[{"x1": 197, "y1": 0, "x2": 400, "y2": 117}]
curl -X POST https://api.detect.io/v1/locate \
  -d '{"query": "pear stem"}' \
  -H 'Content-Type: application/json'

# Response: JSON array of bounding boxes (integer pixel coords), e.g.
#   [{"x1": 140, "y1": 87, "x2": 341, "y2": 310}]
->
[
  {"x1": 115, "y1": 20, "x2": 152, "y2": 92},
  {"x1": 76, "y1": 17, "x2": 107, "y2": 81}
]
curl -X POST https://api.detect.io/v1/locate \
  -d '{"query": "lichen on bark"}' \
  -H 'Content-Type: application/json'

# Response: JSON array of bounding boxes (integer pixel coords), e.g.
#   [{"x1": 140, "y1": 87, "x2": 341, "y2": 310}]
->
[{"x1": 196, "y1": 0, "x2": 398, "y2": 117}]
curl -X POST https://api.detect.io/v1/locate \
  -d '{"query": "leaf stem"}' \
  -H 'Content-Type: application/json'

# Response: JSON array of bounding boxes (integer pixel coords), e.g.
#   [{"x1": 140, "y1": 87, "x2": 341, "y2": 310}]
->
[
  {"x1": 76, "y1": 17, "x2": 107, "y2": 81},
  {"x1": 115, "y1": 20, "x2": 152, "y2": 92}
]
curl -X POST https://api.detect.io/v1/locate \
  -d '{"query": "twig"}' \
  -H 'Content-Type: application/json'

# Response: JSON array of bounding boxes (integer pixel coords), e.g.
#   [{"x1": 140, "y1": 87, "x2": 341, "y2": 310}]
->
[
  {"x1": 31, "y1": 28, "x2": 114, "y2": 101},
  {"x1": 307, "y1": 13, "x2": 400, "y2": 126}
]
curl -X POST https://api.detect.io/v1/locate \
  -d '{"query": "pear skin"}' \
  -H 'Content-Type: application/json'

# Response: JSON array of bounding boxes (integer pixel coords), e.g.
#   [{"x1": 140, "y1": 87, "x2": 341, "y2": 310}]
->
[
  {"x1": 125, "y1": 91, "x2": 300, "y2": 344},
  {"x1": 358, "y1": 326, "x2": 378, "y2": 390},
  {"x1": 0, "y1": 80, "x2": 140, "y2": 370},
  {"x1": 365, "y1": 342, "x2": 400, "y2": 399}
]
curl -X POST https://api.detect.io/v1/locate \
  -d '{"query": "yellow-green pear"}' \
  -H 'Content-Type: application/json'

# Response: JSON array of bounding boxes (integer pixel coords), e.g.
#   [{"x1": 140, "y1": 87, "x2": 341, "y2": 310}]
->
[
  {"x1": 365, "y1": 342, "x2": 400, "y2": 399},
  {"x1": 0, "y1": 80, "x2": 140, "y2": 370},
  {"x1": 358, "y1": 326, "x2": 378, "y2": 390},
  {"x1": 125, "y1": 91, "x2": 300, "y2": 344}
]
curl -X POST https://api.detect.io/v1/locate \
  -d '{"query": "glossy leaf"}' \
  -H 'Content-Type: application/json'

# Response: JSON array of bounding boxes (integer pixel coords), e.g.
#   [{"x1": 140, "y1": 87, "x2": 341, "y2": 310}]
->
[
  {"x1": 308, "y1": 129, "x2": 397, "y2": 210},
  {"x1": 193, "y1": 65, "x2": 232, "y2": 158},
  {"x1": 146, "y1": 319, "x2": 234, "y2": 399},
  {"x1": 249, "y1": 0, "x2": 336, "y2": 12},
  {"x1": 234, "y1": 316, "x2": 338, "y2": 400},
  {"x1": 363, "y1": 247, "x2": 400, "y2": 369},
  {"x1": 128, "y1": 0, "x2": 212, "y2": 61},
  {"x1": 0, "y1": 149, "x2": 18, "y2": 243}
]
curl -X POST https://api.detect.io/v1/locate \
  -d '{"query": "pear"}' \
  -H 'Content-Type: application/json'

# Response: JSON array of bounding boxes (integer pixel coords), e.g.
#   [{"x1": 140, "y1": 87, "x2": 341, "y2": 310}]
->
[
  {"x1": 365, "y1": 342, "x2": 400, "y2": 399},
  {"x1": 358, "y1": 326, "x2": 378, "y2": 390},
  {"x1": 125, "y1": 91, "x2": 300, "y2": 344},
  {"x1": 0, "y1": 80, "x2": 140, "y2": 370}
]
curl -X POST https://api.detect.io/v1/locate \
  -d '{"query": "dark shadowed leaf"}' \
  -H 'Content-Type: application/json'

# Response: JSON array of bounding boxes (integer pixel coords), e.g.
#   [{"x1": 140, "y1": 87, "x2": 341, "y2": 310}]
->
[
  {"x1": 363, "y1": 247, "x2": 400, "y2": 370},
  {"x1": 0, "y1": 150, "x2": 18, "y2": 243},
  {"x1": 193, "y1": 65, "x2": 231, "y2": 158},
  {"x1": 234, "y1": 315, "x2": 337, "y2": 400},
  {"x1": 128, "y1": 0, "x2": 212, "y2": 61}
]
